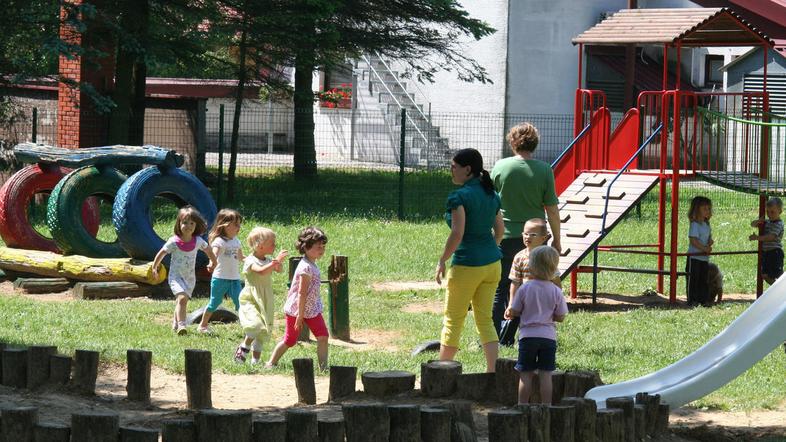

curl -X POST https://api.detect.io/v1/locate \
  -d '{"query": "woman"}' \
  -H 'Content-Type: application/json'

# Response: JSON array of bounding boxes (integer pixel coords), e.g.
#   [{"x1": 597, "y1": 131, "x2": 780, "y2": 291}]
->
[
  {"x1": 436, "y1": 148, "x2": 504, "y2": 372},
  {"x1": 491, "y1": 122, "x2": 562, "y2": 346}
]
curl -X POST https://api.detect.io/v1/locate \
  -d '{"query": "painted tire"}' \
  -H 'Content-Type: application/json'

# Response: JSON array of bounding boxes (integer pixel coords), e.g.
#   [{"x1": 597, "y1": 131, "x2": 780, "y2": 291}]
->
[
  {"x1": 113, "y1": 166, "x2": 217, "y2": 261},
  {"x1": 0, "y1": 164, "x2": 99, "y2": 252},
  {"x1": 47, "y1": 165, "x2": 127, "y2": 257}
]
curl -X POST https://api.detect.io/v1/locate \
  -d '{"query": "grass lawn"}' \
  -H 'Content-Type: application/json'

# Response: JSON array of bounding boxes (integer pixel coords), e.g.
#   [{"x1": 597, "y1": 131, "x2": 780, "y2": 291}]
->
[{"x1": 1, "y1": 168, "x2": 781, "y2": 411}]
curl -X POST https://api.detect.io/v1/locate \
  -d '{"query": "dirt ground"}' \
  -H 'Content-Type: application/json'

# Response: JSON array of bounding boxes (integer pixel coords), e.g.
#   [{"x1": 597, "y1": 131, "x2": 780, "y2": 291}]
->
[{"x1": 1, "y1": 281, "x2": 785, "y2": 440}]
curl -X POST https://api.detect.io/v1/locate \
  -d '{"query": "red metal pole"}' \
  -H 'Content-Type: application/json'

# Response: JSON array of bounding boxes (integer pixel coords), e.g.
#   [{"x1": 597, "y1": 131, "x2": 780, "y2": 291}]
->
[
  {"x1": 578, "y1": 43, "x2": 583, "y2": 90},
  {"x1": 757, "y1": 45, "x2": 769, "y2": 297},
  {"x1": 657, "y1": 45, "x2": 669, "y2": 293},
  {"x1": 669, "y1": 90, "x2": 681, "y2": 303}
]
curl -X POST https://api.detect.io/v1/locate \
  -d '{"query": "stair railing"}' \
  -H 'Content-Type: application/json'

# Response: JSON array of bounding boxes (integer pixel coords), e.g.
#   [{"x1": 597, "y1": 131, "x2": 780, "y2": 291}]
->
[{"x1": 550, "y1": 122, "x2": 592, "y2": 168}]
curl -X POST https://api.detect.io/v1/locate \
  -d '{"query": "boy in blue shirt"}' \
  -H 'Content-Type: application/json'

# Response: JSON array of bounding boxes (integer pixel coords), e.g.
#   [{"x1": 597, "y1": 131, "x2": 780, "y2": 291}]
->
[{"x1": 750, "y1": 197, "x2": 784, "y2": 285}]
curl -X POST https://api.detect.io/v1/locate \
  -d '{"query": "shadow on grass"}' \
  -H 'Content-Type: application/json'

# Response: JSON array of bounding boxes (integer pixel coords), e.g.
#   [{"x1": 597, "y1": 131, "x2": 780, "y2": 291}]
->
[{"x1": 568, "y1": 292, "x2": 755, "y2": 313}]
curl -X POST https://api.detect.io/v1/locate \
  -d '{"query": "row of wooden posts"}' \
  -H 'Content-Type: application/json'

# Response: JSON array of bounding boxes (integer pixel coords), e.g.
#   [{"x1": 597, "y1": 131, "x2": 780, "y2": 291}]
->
[{"x1": 0, "y1": 343, "x2": 670, "y2": 441}]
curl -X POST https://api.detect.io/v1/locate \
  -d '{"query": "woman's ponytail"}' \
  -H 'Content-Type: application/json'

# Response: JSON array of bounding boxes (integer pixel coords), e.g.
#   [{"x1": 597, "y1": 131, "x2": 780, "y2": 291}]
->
[{"x1": 479, "y1": 169, "x2": 494, "y2": 194}]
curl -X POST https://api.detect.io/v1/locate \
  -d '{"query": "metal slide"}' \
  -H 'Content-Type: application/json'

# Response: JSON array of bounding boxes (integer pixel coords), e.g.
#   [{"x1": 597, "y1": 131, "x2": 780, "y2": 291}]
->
[{"x1": 586, "y1": 275, "x2": 786, "y2": 409}]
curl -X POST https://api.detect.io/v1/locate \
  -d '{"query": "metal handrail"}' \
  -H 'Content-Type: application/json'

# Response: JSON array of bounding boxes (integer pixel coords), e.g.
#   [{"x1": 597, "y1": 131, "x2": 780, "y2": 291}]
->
[
  {"x1": 371, "y1": 52, "x2": 433, "y2": 128},
  {"x1": 550, "y1": 122, "x2": 592, "y2": 168}
]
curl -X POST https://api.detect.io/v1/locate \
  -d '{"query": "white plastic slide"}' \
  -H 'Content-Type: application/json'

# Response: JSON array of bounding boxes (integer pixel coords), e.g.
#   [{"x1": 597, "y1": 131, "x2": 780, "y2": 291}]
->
[{"x1": 585, "y1": 275, "x2": 786, "y2": 409}]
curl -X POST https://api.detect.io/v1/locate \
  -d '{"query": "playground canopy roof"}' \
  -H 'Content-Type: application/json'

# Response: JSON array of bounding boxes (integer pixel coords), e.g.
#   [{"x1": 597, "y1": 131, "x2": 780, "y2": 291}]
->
[{"x1": 572, "y1": 7, "x2": 773, "y2": 47}]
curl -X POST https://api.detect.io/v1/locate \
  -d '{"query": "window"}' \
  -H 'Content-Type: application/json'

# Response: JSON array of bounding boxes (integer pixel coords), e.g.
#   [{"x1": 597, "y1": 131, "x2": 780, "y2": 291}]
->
[{"x1": 705, "y1": 55, "x2": 724, "y2": 86}]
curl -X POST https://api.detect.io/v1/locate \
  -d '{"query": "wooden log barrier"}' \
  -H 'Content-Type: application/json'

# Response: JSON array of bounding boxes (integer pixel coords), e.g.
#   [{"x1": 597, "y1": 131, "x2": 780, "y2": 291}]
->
[
  {"x1": 71, "y1": 411, "x2": 119, "y2": 442},
  {"x1": 253, "y1": 415, "x2": 285, "y2": 442},
  {"x1": 513, "y1": 405, "x2": 530, "y2": 440},
  {"x1": 605, "y1": 397, "x2": 635, "y2": 442},
  {"x1": 49, "y1": 354, "x2": 72, "y2": 386},
  {"x1": 655, "y1": 404, "x2": 669, "y2": 436},
  {"x1": 549, "y1": 405, "x2": 576, "y2": 442},
  {"x1": 420, "y1": 360, "x2": 462, "y2": 398},
  {"x1": 33, "y1": 422, "x2": 71, "y2": 442},
  {"x1": 195, "y1": 409, "x2": 252, "y2": 442},
  {"x1": 635, "y1": 392, "x2": 660, "y2": 436},
  {"x1": 27, "y1": 345, "x2": 56, "y2": 389},
  {"x1": 444, "y1": 400, "x2": 475, "y2": 437},
  {"x1": 285, "y1": 409, "x2": 318, "y2": 442},
  {"x1": 563, "y1": 371, "x2": 580, "y2": 398},
  {"x1": 633, "y1": 405, "x2": 646, "y2": 441},
  {"x1": 13, "y1": 277, "x2": 71, "y2": 294},
  {"x1": 525, "y1": 404, "x2": 551, "y2": 442},
  {"x1": 452, "y1": 422, "x2": 476, "y2": 442},
  {"x1": 328, "y1": 365, "x2": 357, "y2": 401},
  {"x1": 342, "y1": 403, "x2": 389, "y2": 442},
  {"x1": 494, "y1": 358, "x2": 518, "y2": 405},
  {"x1": 420, "y1": 407, "x2": 451, "y2": 442},
  {"x1": 596, "y1": 408, "x2": 624, "y2": 442},
  {"x1": 327, "y1": 255, "x2": 350, "y2": 341},
  {"x1": 72, "y1": 349, "x2": 99, "y2": 395},
  {"x1": 73, "y1": 281, "x2": 162, "y2": 300},
  {"x1": 361, "y1": 370, "x2": 415, "y2": 397},
  {"x1": 561, "y1": 397, "x2": 597, "y2": 442},
  {"x1": 455, "y1": 372, "x2": 495, "y2": 401},
  {"x1": 577, "y1": 370, "x2": 600, "y2": 396},
  {"x1": 161, "y1": 419, "x2": 196, "y2": 442},
  {"x1": 387, "y1": 404, "x2": 420, "y2": 442},
  {"x1": 185, "y1": 349, "x2": 212, "y2": 409},
  {"x1": 119, "y1": 426, "x2": 160, "y2": 442},
  {"x1": 1, "y1": 406, "x2": 38, "y2": 442},
  {"x1": 3, "y1": 347, "x2": 28, "y2": 388},
  {"x1": 292, "y1": 358, "x2": 317, "y2": 405},
  {"x1": 317, "y1": 417, "x2": 345, "y2": 442},
  {"x1": 487, "y1": 409, "x2": 524, "y2": 442},
  {"x1": 551, "y1": 370, "x2": 566, "y2": 404},
  {"x1": 126, "y1": 349, "x2": 152, "y2": 402}
]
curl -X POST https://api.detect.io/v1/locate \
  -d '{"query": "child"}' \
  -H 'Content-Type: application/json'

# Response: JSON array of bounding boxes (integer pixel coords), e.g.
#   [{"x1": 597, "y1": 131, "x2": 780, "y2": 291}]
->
[
  {"x1": 686, "y1": 196, "x2": 714, "y2": 307},
  {"x1": 504, "y1": 246, "x2": 568, "y2": 405},
  {"x1": 234, "y1": 227, "x2": 289, "y2": 364},
  {"x1": 152, "y1": 206, "x2": 218, "y2": 335},
  {"x1": 266, "y1": 227, "x2": 330, "y2": 370},
  {"x1": 198, "y1": 209, "x2": 245, "y2": 334},
  {"x1": 749, "y1": 197, "x2": 784, "y2": 285},
  {"x1": 500, "y1": 218, "x2": 562, "y2": 346}
]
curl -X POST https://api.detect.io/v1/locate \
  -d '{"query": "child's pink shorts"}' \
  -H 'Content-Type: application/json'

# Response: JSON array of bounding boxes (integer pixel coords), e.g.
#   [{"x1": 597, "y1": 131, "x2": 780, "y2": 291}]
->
[{"x1": 283, "y1": 313, "x2": 329, "y2": 347}]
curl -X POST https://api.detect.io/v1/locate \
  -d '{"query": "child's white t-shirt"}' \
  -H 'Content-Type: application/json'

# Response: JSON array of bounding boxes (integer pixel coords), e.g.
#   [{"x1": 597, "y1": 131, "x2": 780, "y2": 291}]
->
[{"x1": 212, "y1": 236, "x2": 242, "y2": 280}]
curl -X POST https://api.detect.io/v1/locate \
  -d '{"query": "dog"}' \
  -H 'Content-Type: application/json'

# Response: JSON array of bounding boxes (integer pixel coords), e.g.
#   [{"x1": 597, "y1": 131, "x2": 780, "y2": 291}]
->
[{"x1": 707, "y1": 262, "x2": 723, "y2": 304}]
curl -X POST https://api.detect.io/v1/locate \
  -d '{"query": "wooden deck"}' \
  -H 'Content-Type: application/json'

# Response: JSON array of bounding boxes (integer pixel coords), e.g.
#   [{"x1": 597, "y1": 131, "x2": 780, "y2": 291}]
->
[{"x1": 696, "y1": 171, "x2": 786, "y2": 196}]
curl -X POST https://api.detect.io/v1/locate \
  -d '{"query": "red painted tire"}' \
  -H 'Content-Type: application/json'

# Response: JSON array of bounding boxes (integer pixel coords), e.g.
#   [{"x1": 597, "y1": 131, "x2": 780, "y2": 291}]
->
[{"x1": 0, "y1": 164, "x2": 99, "y2": 252}]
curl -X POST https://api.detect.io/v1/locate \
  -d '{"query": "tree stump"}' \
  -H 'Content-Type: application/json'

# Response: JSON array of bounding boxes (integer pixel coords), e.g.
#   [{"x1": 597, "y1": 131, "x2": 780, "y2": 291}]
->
[
  {"x1": 635, "y1": 392, "x2": 660, "y2": 436},
  {"x1": 2, "y1": 347, "x2": 27, "y2": 388},
  {"x1": 420, "y1": 360, "x2": 462, "y2": 398},
  {"x1": 33, "y1": 422, "x2": 70, "y2": 442},
  {"x1": 361, "y1": 370, "x2": 415, "y2": 397},
  {"x1": 328, "y1": 365, "x2": 357, "y2": 401},
  {"x1": 49, "y1": 354, "x2": 72, "y2": 386},
  {"x1": 655, "y1": 404, "x2": 669, "y2": 436},
  {"x1": 551, "y1": 370, "x2": 566, "y2": 404},
  {"x1": 253, "y1": 415, "x2": 285, "y2": 442},
  {"x1": 549, "y1": 405, "x2": 576, "y2": 442},
  {"x1": 126, "y1": 350, "x2": 152, "y2": 402},
  {"x1": 1, "y1": 406, "x2": 38, "y2": 442},
  {"x1": 387, "y1": 404, "x2": 420, "y2": 442},
  {"x1": 292, "y1": 358, "x2": 317, "y2": 405},
  {"x1": 494, "y1": 358, "x2": 518, "y2": 405},
  {"x1": 72, "y1": 349, "x2": 99, "y2": 395},
  {"x1": 285, "y1": 409, "x2": 317, "y2": 442},
  {"x1": 420, "y1": 407, "x2": 451, "y2": 442},
  {"x1": 161, "y1": 419, "x2": 195, "y2": 442},
  {"x1": 487, "y1": 409, "x2": 523, "y2": 442},
  {"x1": 71, "y1": 412, "x2": 119, "y2": 442},
  {"x1": 317, "y1": 417, "x2": 345, "y2": 442},
  {"x1": 633, "y1": 405, "x2": 646, "y2": 441},
  {"x1": 525, "y1": 404, "x2": 551, "y2": 442},
  {"x1": 606, "y1": 397, "x2": 634, "y2": 442},
  {"x1": 596, "y1": 409, "x2": 624, "y2": 442},
  {"x1": 195, "y1": 409, "x2": 252, "y2": 442},
  {"x1": 561, "y1": 397, "x2": 597, "y2": 442},
  {"x1": 342, "y1": 403, "x2": 389, "y2": 442},
  {"x1": 119, "y1": 426, "x2": 160, "y2": 442},
  {"x1": 455, "y1": 372, "x2": 495, "y2": 401},
  {"x1": 26, "y1": 345, "x2": 56, "y2": 389},
  {"x1": 185, "y1": 349, "x2": 212, "y2": 409}
]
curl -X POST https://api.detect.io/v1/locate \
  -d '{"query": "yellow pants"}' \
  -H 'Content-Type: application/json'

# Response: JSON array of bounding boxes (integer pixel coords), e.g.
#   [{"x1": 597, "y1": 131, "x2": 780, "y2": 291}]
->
[{"x1": 441, "y1": 261, "x2": 501, "y2": 348}]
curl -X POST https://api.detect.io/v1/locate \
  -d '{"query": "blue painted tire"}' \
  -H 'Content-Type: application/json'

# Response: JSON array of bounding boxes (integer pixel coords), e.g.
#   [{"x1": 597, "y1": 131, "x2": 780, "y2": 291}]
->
[{"x1": 113, "y1": 166, "x2": 217, "y2": 261}]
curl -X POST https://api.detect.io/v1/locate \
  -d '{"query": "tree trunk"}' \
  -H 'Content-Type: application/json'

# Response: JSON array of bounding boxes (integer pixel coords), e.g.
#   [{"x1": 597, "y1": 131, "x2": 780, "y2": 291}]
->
[
  {"x1": 293, "y1": 54, "x2": 317, "y2": 178},
  {"x1": 227, "y1": 3, "x2": 249, "y2": 203}
]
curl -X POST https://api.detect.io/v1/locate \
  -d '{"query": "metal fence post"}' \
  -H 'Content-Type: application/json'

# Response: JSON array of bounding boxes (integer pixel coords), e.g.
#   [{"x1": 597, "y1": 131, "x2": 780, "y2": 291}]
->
[
  {"x1": 217, "y1": 104, "x2": 225, "y2": 209},
  {"x1": 31, "y1": 108, "x2": 37, "y2": 143},
  {"x1": 399, "y1": 108, "x2": 406, "y2": 221}
]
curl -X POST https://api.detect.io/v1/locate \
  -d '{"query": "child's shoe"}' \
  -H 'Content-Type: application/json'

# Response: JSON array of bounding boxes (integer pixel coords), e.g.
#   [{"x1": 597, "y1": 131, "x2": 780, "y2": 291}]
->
[
  {"x1": 176, "y1": 322, "x2": 187, "y2": 335},
  {"x1": 234, "y1": 346, "x2": 249, "y2": 364},
  {"x1": 198, "y1": 325, "x2": 214, "y2": 335}
]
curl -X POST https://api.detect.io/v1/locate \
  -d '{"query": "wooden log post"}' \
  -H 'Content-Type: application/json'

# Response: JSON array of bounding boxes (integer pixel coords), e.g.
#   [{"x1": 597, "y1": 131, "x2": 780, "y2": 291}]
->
[
  {"x1": 420, "y1": 407, "x2": 451, "y2": 442},
  {"x1": 420, "y1": 360, "x2": 462, "y2": 398},
  {"x1": 327, "y1": 255, "x2": 350, "y2": 341},
  {"x1": 49, "y1": 354, "x2": 72, "y2": 386},
  {"x1": 525, "y1": 404, "x2": 551, "y2": 442},
  {"x1": 444, "y1": 400, "x2": 475, "y2": 436},
  {"x1": 550, "y1": 405, "x2": 576, "y2": 442},
  {"x1": 253, "y1": 415, "x2": 285, "y2": 442},
  {"x1": 577, "y1": 371, "x2": 599, "y2": 396},
  {"x1": 328, "y1": 365, "x2": 357, "y2": 401},
  {"x1": 195, "y1": 409, "x2": 252, "y2": 442},
  {"x1": 606, "y1": 397, "x2": 635, "y2": 442},
  {"x1": 33, "y1": 422, "x2": 71, "y2": 442},
  {"x1": 292, "y1": 358, "x2": 317, "y2": 405},
  {"x1": 27, "y1": 345, "x2": 56, "y2": 389},
  {"x1": 161, "y1": 419, "x2": 196, "y2": 442},
  {"x1": 13, "y1": 277, "x2": 71, "y2": 293},
  {"x1": 634, "y1": 392, "x2": 660, "y2": 436},
  {"x1": 126, "y1": 350, "x2": 152, "y2": 402},
  {"x1": 361, "y1": 370, "x2": 415, "y2": 397},
  {"x1": 513, "y1": 405, "x2": 530, "y2": 440},
  {"x1": 455, "y1": 372, "x2": 495, "y2": 401},
  {"x1": 596, "y1": 409, "x2": 624, "y2": 442},
  {"x1": 317, "y1": 417, "x2": 345, "y2": 442},
  {"x1": 487, "y1": 409, "x2": 524, "y2": 442},
  {"x1": 73, "y1": 281, "x2": 161, "y2": 299},
  {"x1": 185, "y1": 349, "x2": 212, "y2": 409},
  {"x1": 655, "y1": 404, "x2": 669, "y2": 436},
  {"x1": 119, "y1": 426, "x2": 160, "y2": 442},
  {"x1": 342, "y1": 403, "x2": 389, "y2": 442},
  {"x1": 387, "y1": 404, "x2": 420, "y2": 442},
  {"x1": 633, "y1": 405, "x2": 645, "y2": 441},
  {"x1": 285, "y1": 409, "x2": 318, "y2": 442},
  {"x1": 72, "y1": 349, "x2": 99, "y2": 395},
  {"x1": 561, "y1": 397, "x2": 597, "y2": 442},
  {"x1": 1, "y1": 406, "x2": 38, "y2": 442},
  {"x1": 0, "y1": 342, "x2": 5, "y2": 382},
  {"x1": 551, "y1": 370, "x2": 566, "y2": 404},
  {"x1": 494, "y1": 358, "x2": 518, "y2": 405},
  {"x1": 563, "y1": 371, "x2": 580, "y2": 398},
  {"x1": 2, "y1": 347, "x2": 28, "y2": 388},
  {"x1": 70, "y1": 412, "x2": 120, "y2": 442}
]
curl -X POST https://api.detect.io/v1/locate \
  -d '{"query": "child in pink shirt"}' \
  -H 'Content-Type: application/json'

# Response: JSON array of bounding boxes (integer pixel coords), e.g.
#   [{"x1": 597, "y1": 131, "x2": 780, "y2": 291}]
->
[{"x1": 505, "y1": 245, "x2": 568, "y2": 405}]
